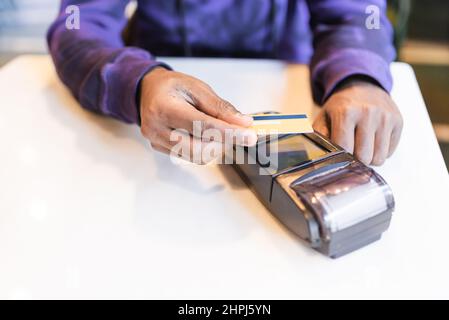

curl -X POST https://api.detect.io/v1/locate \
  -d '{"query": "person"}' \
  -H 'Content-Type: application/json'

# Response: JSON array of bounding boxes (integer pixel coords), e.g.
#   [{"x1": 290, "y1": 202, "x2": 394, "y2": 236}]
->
[{"x1": 47, "y1": 0, "x2": 403, "y2": 166}]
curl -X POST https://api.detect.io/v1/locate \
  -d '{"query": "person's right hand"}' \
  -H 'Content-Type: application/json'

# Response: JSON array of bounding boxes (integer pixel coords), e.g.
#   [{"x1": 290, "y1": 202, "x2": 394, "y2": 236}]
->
[{"x1": 139, "y1": 67, "x2": 258, "y2": 163}]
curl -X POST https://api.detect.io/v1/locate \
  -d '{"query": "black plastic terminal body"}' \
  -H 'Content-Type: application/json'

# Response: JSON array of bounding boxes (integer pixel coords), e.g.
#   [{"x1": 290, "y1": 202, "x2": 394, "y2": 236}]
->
[{"x1": 232, "y1": 132, "x2": 394, "y2": 258}]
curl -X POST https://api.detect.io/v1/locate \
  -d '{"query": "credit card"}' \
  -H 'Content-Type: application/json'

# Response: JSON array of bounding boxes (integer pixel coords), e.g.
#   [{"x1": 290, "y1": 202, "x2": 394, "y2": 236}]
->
[{"x1": 250, "y1": 113, "x2": 313, "y2": 135}]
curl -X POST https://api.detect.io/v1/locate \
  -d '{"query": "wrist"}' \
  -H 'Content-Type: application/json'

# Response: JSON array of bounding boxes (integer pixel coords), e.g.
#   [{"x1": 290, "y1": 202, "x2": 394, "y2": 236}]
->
[
  {"x1": 335, "y1": 75, "x2": 383, "y2": 92},
  {"x1": 138, "y1": 66, "x2": 171, "y2": 125},
  {"x1": 142, "y1": 66, "x2": 171, "y2": 86}
]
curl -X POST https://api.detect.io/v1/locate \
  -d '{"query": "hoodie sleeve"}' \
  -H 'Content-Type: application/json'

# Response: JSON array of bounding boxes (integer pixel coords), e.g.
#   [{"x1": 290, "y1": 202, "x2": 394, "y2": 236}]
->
[
  {"x1": 306, "y1": 0, "x2": 396, "y2": 104},
  {"x1": 47, "y1": 0, "x2": 170, "y2": 124}
]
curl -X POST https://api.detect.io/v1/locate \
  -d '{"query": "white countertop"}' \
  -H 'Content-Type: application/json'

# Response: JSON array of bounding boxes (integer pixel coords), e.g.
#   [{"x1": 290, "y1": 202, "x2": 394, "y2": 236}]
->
[{"x1": 0, "y1": 55, "x2": 448, "y2": 299}]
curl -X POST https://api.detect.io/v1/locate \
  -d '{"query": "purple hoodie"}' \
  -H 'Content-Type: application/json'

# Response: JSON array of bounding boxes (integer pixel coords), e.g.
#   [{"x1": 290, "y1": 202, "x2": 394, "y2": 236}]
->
[{"x1": 47, "y1": 0, "x2": 395, "y2": 124}]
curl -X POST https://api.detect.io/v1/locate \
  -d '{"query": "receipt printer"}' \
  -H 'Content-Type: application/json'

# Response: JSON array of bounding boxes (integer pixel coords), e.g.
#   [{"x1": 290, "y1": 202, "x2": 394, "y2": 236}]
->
[{"x1": 233, "y1": 132, "x2": 395, "y2": 258}]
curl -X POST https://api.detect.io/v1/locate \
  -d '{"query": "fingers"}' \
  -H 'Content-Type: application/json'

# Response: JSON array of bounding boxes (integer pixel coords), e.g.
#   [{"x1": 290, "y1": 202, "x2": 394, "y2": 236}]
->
[
  {"x1": 185, "y1": 84, "x2": 254, "y2": 127},
  {"x1": 388, "y1": 120, "x2": 403, "y2": 157},
  {"x1": 140, "y1": 70, "x2": 258, "y2": 165},
  {"x1": 312, "y1": 110, "x2": 330, "y2": 138},
  {"x1": 329, "y1": 107, "x2": 357, "y2": 154},
  {"x1": 354, "y1": 119, "x2": 376, "y2": 165},
  {"x1": 322, "y1": 84, "x2": 403, "y2": 166},
  {"x1": 151, "y1": 143, "x2": 171, "y2": 155},
  {"x1": 164, "y1": 99, "x2": 257, "y2": 146},
  {"x1": 146, "y1": 126, "x2": 224, "y2": 164},
  {"x1": 372, "y1": 125, "x2": 391, "y2": 166}
]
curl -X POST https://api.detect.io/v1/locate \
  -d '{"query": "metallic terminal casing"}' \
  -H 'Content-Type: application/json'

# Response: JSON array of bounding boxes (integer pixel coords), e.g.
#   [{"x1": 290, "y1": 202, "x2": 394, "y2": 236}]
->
[{"x1": 233, "y1": 133, "x2": 395, "y2": 258}]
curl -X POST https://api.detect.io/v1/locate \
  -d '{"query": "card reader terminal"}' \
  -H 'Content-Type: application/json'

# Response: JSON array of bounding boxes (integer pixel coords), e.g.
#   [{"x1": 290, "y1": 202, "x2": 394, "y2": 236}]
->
[{"x1": 233, "y1": 131, "x2": 395, "y2": 258}]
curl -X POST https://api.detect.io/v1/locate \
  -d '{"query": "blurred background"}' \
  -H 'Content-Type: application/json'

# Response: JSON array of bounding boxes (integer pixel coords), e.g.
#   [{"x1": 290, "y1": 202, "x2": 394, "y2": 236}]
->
[{"x1": 0, "y1": 0, "x2": 448, "y2": 169}]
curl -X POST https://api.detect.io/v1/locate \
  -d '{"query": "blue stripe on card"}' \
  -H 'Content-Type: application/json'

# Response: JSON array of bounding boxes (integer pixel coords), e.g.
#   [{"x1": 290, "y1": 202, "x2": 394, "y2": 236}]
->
[{"x1": 252, "y1": 114, "x2": 308, "y2": 121}]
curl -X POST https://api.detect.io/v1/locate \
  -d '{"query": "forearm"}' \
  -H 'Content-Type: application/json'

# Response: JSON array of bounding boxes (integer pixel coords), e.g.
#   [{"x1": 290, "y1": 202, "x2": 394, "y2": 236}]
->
[{"x1": 47, "y1": 0, "x2": 170, "y2": 124}]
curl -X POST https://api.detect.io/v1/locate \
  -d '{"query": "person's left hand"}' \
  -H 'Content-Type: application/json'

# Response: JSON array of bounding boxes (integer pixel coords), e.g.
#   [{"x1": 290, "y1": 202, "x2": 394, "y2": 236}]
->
[{"x1": 313, "y1": 79, "x2": 403, "y2": 166}]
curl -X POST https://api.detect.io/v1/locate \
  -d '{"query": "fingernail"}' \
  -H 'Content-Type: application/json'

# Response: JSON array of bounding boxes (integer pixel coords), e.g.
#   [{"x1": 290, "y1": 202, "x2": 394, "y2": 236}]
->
[{"x1": 236, "y1": 113, "x2": 253, "y2": 126}]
